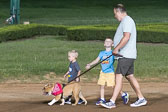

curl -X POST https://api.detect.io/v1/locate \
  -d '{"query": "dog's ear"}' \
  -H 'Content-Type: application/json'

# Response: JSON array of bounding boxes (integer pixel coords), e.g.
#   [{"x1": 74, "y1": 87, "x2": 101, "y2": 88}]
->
[
  {"x1": 49, "y1": 83, "x2": 54, "y2": 87},
  {"x1": 43, "y1": 84, "x2": 49, "y2": 90},
  {"x1": 44, "y1": 84, "x2": 49, "y2": 87}
]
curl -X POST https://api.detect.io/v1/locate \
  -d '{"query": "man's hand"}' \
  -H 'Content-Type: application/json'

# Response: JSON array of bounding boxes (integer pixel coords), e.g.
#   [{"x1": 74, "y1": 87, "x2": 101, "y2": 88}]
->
[{"x1": 112, "y1": 48, "x2": 119, "y2": 55}]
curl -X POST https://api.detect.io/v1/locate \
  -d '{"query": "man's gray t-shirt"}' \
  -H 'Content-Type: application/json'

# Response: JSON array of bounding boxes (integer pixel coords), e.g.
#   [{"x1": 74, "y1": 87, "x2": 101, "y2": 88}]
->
[
  {"x1": 113, "y1": 16, "x2": 137, "y2": 59},
  {"x1": 68, "y1": 61, "x2": 80, "y2": 82}
]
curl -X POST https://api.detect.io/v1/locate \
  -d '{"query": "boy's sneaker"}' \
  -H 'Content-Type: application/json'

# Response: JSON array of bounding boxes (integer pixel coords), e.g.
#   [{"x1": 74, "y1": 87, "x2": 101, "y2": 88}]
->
[
  {"x1": 122, "y1": 92, "x2": 129, "y2": 104},
  {"x1": 130, "y1": 98, "x2": 147, "y2": 107},
  {"x1": 78, "y1": 99, "x2": 85, "y2": 104},
  {"x1": 100, "y1": 101, "x2": 116, "y2": 109},
  {"x1": 65, "y1": 98, "x2": 71, "y2": 104},
  {"x1": 96, "y1": 99, "x2": 106, "y2": 105}
]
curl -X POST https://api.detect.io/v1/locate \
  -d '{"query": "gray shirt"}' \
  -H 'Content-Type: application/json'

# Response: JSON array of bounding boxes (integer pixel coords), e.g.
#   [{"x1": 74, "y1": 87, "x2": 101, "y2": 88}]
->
[
  {"x1": 68, "y1": 61, "x2": 80, "y2": 82},
  {"x1": 114, "y1": 16, "x2": 137, "y2": 59}
]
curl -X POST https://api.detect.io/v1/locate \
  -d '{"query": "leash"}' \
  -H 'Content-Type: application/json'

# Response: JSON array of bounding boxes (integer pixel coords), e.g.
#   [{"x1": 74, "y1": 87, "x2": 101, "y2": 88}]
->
[{"x1": 68, "y1": 53, "x2": 123, "y2": 83}]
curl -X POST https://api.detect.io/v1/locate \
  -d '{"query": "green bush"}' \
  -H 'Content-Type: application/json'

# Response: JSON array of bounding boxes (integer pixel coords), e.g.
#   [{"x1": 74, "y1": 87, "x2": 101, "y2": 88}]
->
[
  {"x1": 67, "y1": 24, "x2": 168, "y2": 43},
  {"x1": 67, "y1": 25, "x2": 117, "y2": 41},
  {"x1": 137, "y1": 24, "x2": 168, "y2": 43},
  {"x1": 0, "y1": 24, "x2": 67, "y2": 42},
  {"x1": 0, "y1": 24, "x2": 168, "y2": 43}
]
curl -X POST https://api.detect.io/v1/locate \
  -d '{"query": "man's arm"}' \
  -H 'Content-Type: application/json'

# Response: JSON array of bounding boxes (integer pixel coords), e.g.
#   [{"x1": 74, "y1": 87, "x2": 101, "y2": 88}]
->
[{"x1": 113, "y1": 32, "x2": 131, "y2": 54}]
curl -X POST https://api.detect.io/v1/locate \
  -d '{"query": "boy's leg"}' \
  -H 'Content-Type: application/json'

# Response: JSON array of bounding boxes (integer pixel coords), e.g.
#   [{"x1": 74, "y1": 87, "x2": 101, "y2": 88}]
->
[
  {"x1": 96, "y1": 72, "x2": 106, "y2": 105},
  {"x1": 96, "y1": 85, "x2": 106, "y2": 105},
  {"x1": 100, "y1": 74, "x2": 123, "y2": 109},
  {"x1": 100, "y1": 85, "x2": 105, "y2": 99}
]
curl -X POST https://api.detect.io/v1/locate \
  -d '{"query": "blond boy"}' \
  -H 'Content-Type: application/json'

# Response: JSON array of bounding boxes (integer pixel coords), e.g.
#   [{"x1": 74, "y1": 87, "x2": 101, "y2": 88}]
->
[
  {"x1": 86, "y1": 38, "x2": 129, "y2": 105},
  {"x1": 64, "y1": 50, "x2": 84, "y2": 104}
]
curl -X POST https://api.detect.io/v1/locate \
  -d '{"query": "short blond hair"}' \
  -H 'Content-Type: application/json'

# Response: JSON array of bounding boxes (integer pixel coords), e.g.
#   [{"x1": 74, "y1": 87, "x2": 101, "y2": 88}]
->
[
  {"x1": 68, "y1": 50, "x2": 78, "y2": 59},
  {"x1": 105, "y1": 37, "x2": 113, "y2": 41}
]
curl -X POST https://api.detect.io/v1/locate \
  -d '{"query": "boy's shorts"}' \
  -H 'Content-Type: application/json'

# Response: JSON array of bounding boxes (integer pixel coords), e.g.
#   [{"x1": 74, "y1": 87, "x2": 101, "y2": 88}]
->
[{"x1": 97, "y1": 71, "x2": 115, "y2": 87}]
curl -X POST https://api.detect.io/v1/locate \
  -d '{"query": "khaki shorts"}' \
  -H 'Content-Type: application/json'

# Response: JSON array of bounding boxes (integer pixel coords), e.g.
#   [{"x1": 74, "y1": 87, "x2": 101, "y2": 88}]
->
[{"x1": 97, "y1": 71, "x2": 115, "y2": 87}]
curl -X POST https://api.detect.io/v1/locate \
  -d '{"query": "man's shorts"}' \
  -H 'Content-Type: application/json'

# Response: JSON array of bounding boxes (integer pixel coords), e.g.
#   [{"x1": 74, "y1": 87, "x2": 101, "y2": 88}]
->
[
  {"x1": 97, "y1": 71, "x2": 115, "y2": 87},
  {"x1": 115, "y1": 58, "x2": 135, "y2": 76}
]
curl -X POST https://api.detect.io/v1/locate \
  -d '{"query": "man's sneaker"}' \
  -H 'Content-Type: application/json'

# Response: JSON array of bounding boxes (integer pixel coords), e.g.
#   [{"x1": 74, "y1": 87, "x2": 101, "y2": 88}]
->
[
  {"x1": 78, "y1": 99, "x2": 85, "y2": 104},
  {"x1": 96, "y1": 99, "x2": 106, "y2": 105},
  {"x1": 122, "y1": 92, "x2": 129, "y2": 104},
  {"x1": 130, "y1": 98, "x2": 147, "y2": 107},
  {"x1": 65, "y1": 98, "x2": 71, "y2": 104},
  {"x1": 100, "y1": 101, "x2": 116, "y2": 109}
]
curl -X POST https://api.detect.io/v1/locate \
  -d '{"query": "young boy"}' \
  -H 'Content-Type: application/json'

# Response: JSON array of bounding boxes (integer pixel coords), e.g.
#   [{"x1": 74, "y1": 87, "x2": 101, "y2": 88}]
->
[
  {"x1": 64, "y1": 50, "x2": 84, "y2": 104},
  {"x1": 85, "y1": 38, "x2": 129, "y2": 105}
]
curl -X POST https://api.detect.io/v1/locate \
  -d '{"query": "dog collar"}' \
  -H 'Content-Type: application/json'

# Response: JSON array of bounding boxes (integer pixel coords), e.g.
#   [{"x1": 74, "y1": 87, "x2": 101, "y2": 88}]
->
[{"x1": 52, "y1": 83, "x2": 63, "y2": 96}]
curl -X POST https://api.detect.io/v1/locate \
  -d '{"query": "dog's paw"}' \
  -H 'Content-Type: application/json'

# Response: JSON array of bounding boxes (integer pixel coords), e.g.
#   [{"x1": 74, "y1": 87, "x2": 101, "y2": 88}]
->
[
  {"x1": 84, "y1": 101, "x2": 87, "y2": 105},
  {"x1": 48, "y1": 103, "x2": 53, "y2": 106},
  {"x1": 60, "y1": 103, "x2": 64, "y2": 106},
  {"x1": 72, "y1": 104, "x2": 77, "y2": 106}
]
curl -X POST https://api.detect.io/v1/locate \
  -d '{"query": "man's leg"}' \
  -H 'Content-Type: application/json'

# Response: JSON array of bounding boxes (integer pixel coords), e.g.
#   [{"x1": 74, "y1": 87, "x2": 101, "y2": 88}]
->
[
  {"x1": 126, "y1": 74, "x2": 147, "y2": 107},
  {"x1": 111, "y1": 74, "x2": 123, "y2": 102},
  {"x1": 126, "y1": 74, "x2": 144, "y2": 98}
]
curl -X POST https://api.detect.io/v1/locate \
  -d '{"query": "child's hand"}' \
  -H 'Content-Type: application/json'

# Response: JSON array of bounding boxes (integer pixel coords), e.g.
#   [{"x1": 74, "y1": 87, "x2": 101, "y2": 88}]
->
[
  {"x1": 64, "y1": 74, "x2": 67, "y2": 78},
  {"x1": 76, "y1": 78, "x2": 80, "y2": 82},
  {"x1": 85, "y1": 64, "x2": 91, "y2": 69}
]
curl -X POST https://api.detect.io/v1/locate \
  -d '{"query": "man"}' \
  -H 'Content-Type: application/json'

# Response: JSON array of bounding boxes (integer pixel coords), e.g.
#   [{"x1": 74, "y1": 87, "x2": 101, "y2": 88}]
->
[{"x1": 101, "y1": 4, "x2": 147, "y2": 109}]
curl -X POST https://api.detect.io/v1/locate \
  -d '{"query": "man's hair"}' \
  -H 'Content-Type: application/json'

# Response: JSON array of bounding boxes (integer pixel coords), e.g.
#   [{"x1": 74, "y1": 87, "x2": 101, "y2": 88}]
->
[
  {"x1": 114, "y1": 4, "x2": 126, "y2": 13},
  {"x1": 68, "y1": 50, "x2": 78, "y2": 59}
]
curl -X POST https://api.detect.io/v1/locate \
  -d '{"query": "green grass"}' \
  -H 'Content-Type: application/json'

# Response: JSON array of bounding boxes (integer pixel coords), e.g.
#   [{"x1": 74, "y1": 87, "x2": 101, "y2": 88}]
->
[
  {"x1": 0, "y1": 0, "x2": 168, "y2": 27},
  {"x1": 0, "y1": 36, "x2": 167, "y2": 81}
]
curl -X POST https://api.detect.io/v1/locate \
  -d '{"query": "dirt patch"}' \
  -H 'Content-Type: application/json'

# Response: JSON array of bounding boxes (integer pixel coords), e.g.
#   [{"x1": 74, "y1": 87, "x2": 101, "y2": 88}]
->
[{"x1": 0, "y1": 82, "x2": 168, "y2": 112}]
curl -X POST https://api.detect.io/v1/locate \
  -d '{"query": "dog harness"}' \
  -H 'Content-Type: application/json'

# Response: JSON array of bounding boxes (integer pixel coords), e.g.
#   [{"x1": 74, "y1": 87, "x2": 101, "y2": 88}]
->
[{"x1": 52, "y1": 83, "x2": 63, "y2": 96}]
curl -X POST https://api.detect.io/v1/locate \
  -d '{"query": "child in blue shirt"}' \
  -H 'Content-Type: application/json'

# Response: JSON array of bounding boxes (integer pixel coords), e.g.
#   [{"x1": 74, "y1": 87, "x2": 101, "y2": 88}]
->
[
  {"x1": 64, "y1": 50, "x2": 84, "y2": 104},
  {"x1": 86, "y1": 38, "x2": 129, "y2": 105}
]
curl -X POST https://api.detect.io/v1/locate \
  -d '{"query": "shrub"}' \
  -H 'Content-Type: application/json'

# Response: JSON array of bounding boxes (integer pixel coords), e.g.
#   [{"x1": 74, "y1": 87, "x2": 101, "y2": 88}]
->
[
  {"x1": 67, "y1": 24, "x2": 168, "y2": 43},
  {"x1": 67, "y1": 25, "x2": 117, "y2": 41},
  {"x1": 0, "y1": 24, "x2": 167, "y2": 43},
  {"x1": 0, "y1": 24, "x2": 67, "y2": 42}
]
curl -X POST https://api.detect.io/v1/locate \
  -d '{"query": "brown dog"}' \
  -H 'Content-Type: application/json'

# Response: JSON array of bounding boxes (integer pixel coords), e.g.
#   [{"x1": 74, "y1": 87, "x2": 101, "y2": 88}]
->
[{"x1": 43, "y1": 82, "x2": 87, "y2": 106}]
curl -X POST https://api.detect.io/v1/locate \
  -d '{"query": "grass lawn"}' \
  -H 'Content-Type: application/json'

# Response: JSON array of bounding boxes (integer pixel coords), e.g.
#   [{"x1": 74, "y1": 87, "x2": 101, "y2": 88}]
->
[
  {"x1": 0, "y1": 36, "x2": 167, "y2": 81},
  {"x1": 0, "y1": 0, "x2": 168, "y2": 26}
]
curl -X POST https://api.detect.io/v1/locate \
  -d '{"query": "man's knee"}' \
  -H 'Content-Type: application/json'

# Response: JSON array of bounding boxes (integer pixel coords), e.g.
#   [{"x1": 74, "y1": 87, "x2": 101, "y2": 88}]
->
[
  {"x1": 126, "y1": 74, "x2": 134, "y2": 80},
  {"x1": 116, "y1": 74, "x2": 123, "y2": 78}
]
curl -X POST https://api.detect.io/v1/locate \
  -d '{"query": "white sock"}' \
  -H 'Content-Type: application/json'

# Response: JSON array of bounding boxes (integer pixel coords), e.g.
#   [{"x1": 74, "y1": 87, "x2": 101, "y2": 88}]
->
[
  {"x1": 110, "y1": 99, "x2": 115, "y2": 103},
  {"x1": 48, "y1": 99, "x2": 57, "y2": 105},
  {"x1": 122, "y1": 92, "x2": 126, "y2": 96},
  {"x1": 101, "y1": 98, "x2": 105, "y2": 101},
  {"x1": 139, "y1": 98, "x2": 145, "y2": 100}
]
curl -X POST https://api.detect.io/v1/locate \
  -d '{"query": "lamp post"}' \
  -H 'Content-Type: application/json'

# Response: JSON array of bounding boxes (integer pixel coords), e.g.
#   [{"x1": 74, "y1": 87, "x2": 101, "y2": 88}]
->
[{"x1": 7, "y1": 0, "x2": 20, "y2": 24}]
